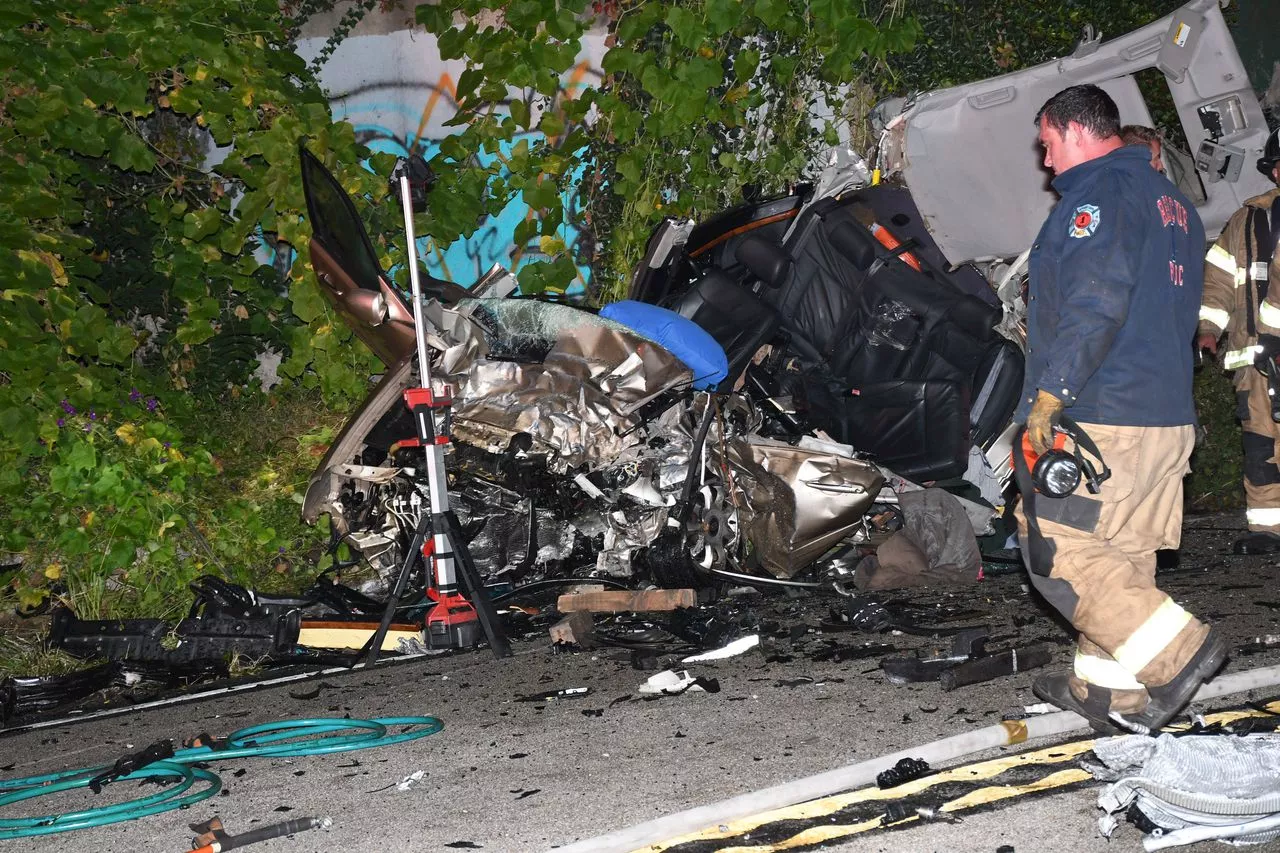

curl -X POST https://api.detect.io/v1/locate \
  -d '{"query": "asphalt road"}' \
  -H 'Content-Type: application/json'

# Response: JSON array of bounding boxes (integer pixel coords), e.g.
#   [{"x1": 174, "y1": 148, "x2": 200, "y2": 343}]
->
[{"x1": 3, "y1": 514, "x2": 1280, "y2": 853}]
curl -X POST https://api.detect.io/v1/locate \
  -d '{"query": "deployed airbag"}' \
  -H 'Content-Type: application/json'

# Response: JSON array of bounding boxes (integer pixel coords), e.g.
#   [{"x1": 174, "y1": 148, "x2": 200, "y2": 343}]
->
[{"x1": 600, "y1": 300, "x2": 729, "y2": 389}]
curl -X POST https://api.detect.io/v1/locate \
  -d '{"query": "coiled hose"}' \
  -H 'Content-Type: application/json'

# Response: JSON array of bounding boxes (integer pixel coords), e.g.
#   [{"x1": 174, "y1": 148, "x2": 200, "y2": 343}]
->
[{"x1": 0, "y1": 715, "x2": 443, "y2": 839}]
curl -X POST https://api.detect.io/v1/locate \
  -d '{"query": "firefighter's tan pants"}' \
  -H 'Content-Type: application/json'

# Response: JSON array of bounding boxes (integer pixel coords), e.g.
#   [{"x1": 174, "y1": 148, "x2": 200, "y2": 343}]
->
[
  {"x1": 1015, "y1": 423, "x2": 1209, "y2": 712},
  {"x1": 1237, "y1": 368, "x2": 1280, "y2": 533}
]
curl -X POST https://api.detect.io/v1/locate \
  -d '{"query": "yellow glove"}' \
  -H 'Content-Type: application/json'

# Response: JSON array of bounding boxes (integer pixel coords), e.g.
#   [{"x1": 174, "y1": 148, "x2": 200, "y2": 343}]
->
[{"x1": 1027, "y1": 390, "x2": 1065, "y2": 455}]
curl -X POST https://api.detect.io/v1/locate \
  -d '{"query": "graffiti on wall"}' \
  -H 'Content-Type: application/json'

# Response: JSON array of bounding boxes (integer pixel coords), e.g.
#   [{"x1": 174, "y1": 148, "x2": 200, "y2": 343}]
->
[{"x1": 297, "y1": 28, "x2": 606, "y2": 288}]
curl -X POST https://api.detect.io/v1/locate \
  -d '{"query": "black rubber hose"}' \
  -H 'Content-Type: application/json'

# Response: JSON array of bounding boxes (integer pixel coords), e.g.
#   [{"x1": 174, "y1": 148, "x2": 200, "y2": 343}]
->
[{"x1": 212, "y1": 816, "x2": 327, "y2": 851}]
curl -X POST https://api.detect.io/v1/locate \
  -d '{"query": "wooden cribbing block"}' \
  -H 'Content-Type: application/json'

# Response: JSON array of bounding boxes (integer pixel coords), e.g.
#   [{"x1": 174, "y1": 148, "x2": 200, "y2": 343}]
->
[
  {"x1": 556, "y1": 588, "x2": 696, "y2": 613},
  {"x1": 298, "y1": 620, "x2": 422, "y2": 652},
  {"x1": 549, "y1": 611, "x2": 596, "y2": 647}
]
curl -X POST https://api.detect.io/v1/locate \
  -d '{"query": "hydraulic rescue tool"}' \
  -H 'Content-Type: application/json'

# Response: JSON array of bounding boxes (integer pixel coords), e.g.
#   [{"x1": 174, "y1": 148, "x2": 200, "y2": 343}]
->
[{"x1": 359, "y1": 160, "x2": 511, "y2": 664}]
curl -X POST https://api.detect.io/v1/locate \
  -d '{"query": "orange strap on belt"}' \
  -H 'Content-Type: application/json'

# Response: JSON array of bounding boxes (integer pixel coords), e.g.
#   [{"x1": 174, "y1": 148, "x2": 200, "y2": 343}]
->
[{"x1": 868, "y1": 222, "x2": 923, "y2": 272}]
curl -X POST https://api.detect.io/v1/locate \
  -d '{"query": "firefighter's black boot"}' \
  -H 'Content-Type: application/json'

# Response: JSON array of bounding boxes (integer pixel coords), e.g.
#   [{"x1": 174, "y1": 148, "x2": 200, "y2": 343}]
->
[
  {"x1": 1032, "y1": 672, "x2": 1126, "y2": 735},
  {"x1": 1232, "y1": 531, "x2": 1280, "y2": 555},
  {"x1": 1117, "y1": 629, "x2": 1229, "y2": 732}
]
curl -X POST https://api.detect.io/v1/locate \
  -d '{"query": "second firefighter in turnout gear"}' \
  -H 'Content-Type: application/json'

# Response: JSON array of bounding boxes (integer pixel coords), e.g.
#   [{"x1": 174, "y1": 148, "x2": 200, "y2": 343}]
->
[
  {"x1": 1014, "y1": 85, "x2": 1227, "y2": 734},
  {"x1": 1198, "y1": 127, "x2": 1280, "y2": 555}
]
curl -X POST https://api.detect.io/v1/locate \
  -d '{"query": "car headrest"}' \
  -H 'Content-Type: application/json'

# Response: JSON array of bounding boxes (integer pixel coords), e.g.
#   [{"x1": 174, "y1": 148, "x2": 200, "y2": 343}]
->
[
  {"x1": 736, "y1": 234, "x2": 793, "y2": 289},
  {"x1": 828, "y1": 220, "x2": 878, "y2": 272}
]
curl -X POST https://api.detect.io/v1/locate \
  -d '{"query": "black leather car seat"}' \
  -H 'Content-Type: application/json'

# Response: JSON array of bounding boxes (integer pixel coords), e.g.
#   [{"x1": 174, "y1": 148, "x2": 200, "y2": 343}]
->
[{"x1": 673, "y1": 269, "x2": 781, "y2": 391}]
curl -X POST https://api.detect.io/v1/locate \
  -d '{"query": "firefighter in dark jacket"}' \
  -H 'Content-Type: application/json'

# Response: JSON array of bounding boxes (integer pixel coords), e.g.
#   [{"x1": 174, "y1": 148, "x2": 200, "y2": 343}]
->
[
  {"x1": 1196, "y1": 128, "x2": 1280, "y2": 555},
  {"x1": 1014, "y1": 85, "x2": 1226, "y2": 733}
]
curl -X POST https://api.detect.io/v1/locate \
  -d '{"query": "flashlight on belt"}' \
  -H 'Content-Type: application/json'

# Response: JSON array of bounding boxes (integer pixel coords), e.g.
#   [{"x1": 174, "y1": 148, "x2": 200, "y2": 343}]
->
[{"x1": 1018, "y1": 417, "x2": 1111, "y2": 498}]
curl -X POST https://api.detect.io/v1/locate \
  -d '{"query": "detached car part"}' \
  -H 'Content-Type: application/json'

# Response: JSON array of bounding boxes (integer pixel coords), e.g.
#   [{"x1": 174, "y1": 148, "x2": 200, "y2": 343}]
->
[{"x1": 47, "y1": 580, "x2": 302, "y2": 664}]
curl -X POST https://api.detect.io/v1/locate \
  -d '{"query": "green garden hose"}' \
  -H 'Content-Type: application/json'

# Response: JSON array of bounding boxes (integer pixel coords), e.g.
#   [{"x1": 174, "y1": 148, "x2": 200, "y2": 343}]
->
[{"x1": 0, "y1": 715, "x2": 443, "y2": 839}]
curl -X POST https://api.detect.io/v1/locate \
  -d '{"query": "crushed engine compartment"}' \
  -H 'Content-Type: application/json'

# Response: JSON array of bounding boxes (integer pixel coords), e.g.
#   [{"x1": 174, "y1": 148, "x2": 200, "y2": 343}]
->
[{"x1": 301, "y1": 296, "x2": 923, "y2": 604}]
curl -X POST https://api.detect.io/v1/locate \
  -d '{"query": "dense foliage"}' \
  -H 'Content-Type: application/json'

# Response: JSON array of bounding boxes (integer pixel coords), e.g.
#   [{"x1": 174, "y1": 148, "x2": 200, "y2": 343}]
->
[
  {"x1": 868, "y1": 0, "x2": 1184, "y2": 91},
  {"x1": 0, "y1": 0, "x2": 390, "y2": 617}
]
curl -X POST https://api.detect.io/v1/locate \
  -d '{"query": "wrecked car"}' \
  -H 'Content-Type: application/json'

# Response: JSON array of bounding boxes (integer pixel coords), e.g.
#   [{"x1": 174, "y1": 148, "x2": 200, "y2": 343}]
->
[
  {"x1": 298, "y1": 0, "x2": 1272, "y2": 603},
  {"x1": 299, "y1": 147, "x2": 913, "y2": 599}
]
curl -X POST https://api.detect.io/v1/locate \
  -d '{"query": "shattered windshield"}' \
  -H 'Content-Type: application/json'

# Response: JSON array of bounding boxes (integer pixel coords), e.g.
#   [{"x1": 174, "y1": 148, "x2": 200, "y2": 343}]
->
[{"x1": 460, "y1": 297, "x2": 635, "y2": 362}]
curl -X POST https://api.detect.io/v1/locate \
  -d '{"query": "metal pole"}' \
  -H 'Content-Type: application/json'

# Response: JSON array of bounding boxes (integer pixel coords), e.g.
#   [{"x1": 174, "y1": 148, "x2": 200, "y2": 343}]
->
[{"x1": 398, "y1": 176, "x2": 432, "y2": 386}]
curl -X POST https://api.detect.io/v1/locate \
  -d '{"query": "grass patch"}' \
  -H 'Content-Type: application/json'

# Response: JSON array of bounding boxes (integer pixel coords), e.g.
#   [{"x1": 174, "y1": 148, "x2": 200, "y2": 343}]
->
[
  {"x1": 192, "y1": 388, "x2": 345, "y2": 595},
  {"x1": 0, "y1": 631, "x2": 91, "y2": 680},
  {"x1": 0, "y1": 387, "x2": 347, "y2": 624}
]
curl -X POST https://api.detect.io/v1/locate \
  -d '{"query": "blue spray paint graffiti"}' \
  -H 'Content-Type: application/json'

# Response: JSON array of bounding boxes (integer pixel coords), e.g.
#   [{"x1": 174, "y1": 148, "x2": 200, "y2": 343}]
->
[
  {"x1": 338, "y1": 115, "x2": 589, "y2": 288},
  {"x1": 300, "y1": 29, "x2": 607, "y2": 290}
]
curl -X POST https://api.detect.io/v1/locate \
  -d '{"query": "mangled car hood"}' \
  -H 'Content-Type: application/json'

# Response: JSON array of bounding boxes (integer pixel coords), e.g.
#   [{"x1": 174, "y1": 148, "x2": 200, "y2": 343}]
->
[
  {"x1": 884, "y1": 0, "x2": 1272, "y2": 262},
  {"x1": 446, "y1": 298, "x2": 692, "y2": 469},
  {"x1": 304, "y1": 298, "x2": 694, "y2": 529}
]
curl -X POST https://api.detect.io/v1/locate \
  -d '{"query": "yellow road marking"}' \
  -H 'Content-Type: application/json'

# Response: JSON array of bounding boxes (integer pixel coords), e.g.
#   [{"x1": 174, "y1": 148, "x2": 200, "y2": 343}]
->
[{"x1": 643, "y1": 700, "x2": 1280, "y2": 852}]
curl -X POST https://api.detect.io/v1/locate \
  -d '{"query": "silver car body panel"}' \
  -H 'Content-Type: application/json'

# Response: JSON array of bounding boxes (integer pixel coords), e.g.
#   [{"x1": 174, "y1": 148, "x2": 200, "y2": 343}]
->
[{"x1": 885, "y1": 0, "x2": 1272, "y2": 262}]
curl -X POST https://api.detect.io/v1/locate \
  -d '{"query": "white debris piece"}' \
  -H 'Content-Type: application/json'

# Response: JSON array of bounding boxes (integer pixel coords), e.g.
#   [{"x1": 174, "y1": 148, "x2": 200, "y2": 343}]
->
[
  {"x1": 682, "y1": 634, "x2": 760, "y2": 663},
  {"x1": 639, "y1": 669, "x2": 706, "y2": 695},
  {"x1": 396, "y1": 770, "x2": 426, "y2": 791},
  {"x1": 253, "y1": 348, "x2": 283, "y2": 392}
]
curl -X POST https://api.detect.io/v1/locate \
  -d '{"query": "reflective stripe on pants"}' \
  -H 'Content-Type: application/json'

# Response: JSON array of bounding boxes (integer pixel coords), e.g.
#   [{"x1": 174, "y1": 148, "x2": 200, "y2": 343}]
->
[
  {"x1": 1074, "y1": 651, "x2": 1144, "y2": 690},
  {"x1": 1015, "y1": 423, "x2": 1209, "y2": 687},
  {"x1": 1113, "y1": 598, "x2": 1194, "y2": 675}
]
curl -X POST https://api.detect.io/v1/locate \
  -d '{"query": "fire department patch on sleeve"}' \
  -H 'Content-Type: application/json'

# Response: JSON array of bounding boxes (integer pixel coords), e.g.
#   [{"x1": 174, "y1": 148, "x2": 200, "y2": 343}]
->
[{"x1": 1069, "y1": 204, "x2": 1100, "y2": 238}]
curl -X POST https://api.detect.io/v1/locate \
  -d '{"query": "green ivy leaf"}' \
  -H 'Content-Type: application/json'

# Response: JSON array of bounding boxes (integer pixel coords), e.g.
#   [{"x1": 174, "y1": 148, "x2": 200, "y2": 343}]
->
[
  {"x1": 289, "y1": 277, "x2": 326, "y2": 324},
  {"x1": 640, "y1": 65, "x2": 676, "y2": 102},
  {"x1": 96, "y1": 324, "x2": 137, "y2": 365},
  {"x1": 516, "y1": 261, "x2": 549, "y2": 295},
  {"x1": 602, "y1": 47, "x2": 642, "y2": 77},
  {"x1": 617, "y1": 4, "x2": 664, "y2": 42},
  {"x1": 705, "y1": 0, "x2": 740, "y2": 34},
  {"x1": 539, "y1": 110, "x2": 564, "y2": 137},
  {"x1": 837, "y1": 16, "x2": 880, "y2": 57},
  {"x1": 176, "y1": 296, "x2": 220, "y2": 345},
  {"x1": 680, "y1": 56, "x2": 722, "y2": 92},
  {"x1": 66, "y1": 440, "x2": 97, "y2": 474},
  {"x1": 437, "y1": 24, "x2": 469, "y2": 60},
  {"x1": 415, "y1": 3, "x2": 453, "y2": 32},
  {"x1": 183, "y1": 208, "x2": 221, "y2": 241},
  {"x1": 545, "y1": 7, "x2": 582, "y2": 41},
  {"x1": 809, "y1": 0, "x2": 847, "y2": 27},
  {"x1": 108, "y1": 133, "x2": 156, "y2": 173},
  {"x1": 514, "y1": 216, "x2": 538, "y2": 248},
  {"x1": 751, "y1": 0, "x2": 787, "y2": 29},
  {"x1": 665, "y1": 7, "x2": 703, "y2": 48},
  {"x1": 455, "y1": 67, "x2": 483, "y2": 105},
  {"x1": 510, "y1": 98, "x2": 530, "y2": 129}
]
